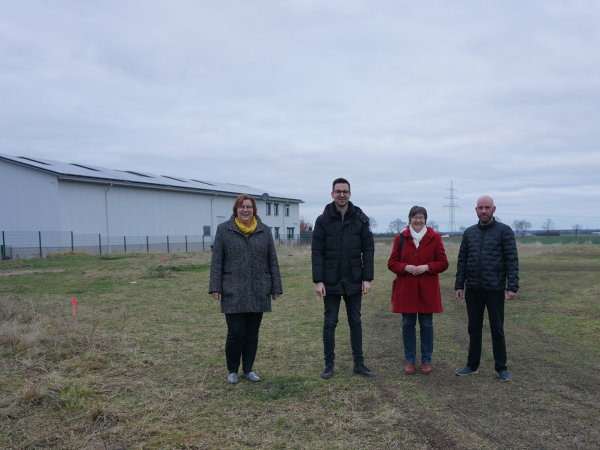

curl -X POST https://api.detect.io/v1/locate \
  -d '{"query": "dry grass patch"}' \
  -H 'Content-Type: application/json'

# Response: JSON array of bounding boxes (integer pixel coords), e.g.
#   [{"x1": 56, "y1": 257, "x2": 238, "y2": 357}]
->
[{"x1": 1, "y1": 245, "x2": 600, "y2": 448}]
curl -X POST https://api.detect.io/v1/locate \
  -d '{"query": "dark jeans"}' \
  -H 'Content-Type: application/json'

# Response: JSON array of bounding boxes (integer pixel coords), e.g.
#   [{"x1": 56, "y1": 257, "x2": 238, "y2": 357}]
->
[
  {"x1": 225, "y1": 312, "x2": 263, "y2": 374},
  {"x1": 402, "y1": 313, "x2": 434, "y2": 364},
  {"x1": 323, "y1": 293, "x2": 363, "y2": 364},
  {"x1": 465, "y1": 289, "x2": 507, "y2": 372}
]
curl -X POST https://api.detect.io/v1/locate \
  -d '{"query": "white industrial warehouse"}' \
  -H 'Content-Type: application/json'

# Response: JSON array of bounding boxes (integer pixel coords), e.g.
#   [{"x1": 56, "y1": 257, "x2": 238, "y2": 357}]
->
[{"x1": 0, "y1": 153, "x2": 303, "y2": 258}]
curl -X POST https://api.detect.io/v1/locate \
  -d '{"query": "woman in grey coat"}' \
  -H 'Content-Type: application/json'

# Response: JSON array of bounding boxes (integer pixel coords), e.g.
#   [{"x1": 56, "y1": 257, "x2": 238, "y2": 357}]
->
[{"x1": 209, "y1": 194, "x2": 283, "y2": 384}]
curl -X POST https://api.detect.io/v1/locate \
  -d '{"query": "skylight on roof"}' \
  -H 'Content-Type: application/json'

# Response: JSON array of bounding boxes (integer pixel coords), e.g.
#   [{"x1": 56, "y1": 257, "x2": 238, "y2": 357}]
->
[
  {"x1": 162, "y1": 175, "x2": 188, "y2": 183},
  {"x1": 191, "y1": 179, "x2": 215, "y2": 186},
  {"x1": 71, "y1": 163, "x2": 100, "y2": 172},
  {"x1": 18, "y1": 156, "x2": 50, "y2": 165}
]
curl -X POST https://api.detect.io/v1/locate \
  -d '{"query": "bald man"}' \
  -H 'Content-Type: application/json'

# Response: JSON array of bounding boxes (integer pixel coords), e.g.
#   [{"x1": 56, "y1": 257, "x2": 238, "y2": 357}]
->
[{"x1": 455, "y1": 195, "x2": 519, "y2": 381}]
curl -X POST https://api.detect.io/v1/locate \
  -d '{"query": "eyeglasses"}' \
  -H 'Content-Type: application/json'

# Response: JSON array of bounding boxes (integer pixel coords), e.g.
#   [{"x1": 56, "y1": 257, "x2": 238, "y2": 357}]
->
[
  {"x1": 411, "y1": 216, "x2": 426, "y2": 221},
  {"x1": 333, "y1": 190, "x2": 350, "y2": 196},
  {"x1": 237, "y1": 205, "x2": 254, "y2": 210}
]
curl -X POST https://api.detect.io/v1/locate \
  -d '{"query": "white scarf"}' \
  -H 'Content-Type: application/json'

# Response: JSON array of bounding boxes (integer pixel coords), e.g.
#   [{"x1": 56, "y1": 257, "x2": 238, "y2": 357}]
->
[{"x1": 410, "y1": 226, "x2": 427, "y2": 248}]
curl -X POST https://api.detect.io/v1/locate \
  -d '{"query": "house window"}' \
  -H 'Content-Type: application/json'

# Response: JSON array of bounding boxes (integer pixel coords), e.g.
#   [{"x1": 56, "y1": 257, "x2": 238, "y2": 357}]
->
[
  {"x1": 266, "y1": 202, "x2": 272, "y2": 216},
  {"x1": 274, "y1": 227, "x2": 280, "y2": 240},
  {"x1": 203, "y1": 226, "x2": 211, "y2": 236},
  {"x1": 285, "y1": 204, "x2": 290, "y2": 217},
  {"x1": 274, "y1": 203, "x2": 279, "y2": 216},
  {"x1": 287, "y1": 227, "x2": 295, "y2": 239}
]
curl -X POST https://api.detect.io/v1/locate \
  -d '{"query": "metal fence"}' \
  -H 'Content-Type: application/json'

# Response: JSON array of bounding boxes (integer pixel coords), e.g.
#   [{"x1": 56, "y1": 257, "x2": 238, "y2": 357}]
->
[
  {"x1": 0, "y1": 230, "x2": 213, "y2": 259},
  {"x1": 0, "y1": 230, "x2": 303, "y2": 260}
]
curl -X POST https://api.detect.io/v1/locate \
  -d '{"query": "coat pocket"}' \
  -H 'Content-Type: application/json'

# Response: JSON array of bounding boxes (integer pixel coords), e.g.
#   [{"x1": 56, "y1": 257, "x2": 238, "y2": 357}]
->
[
  {"x1": 263, "y1": 272, "x2": 272, "y2": 294},
  {"x1": 324, "y1": 263, "x2": 338, "y2": 284},
  {"x1": 351, "y1": 258, "x2": 363, "y2": 282},
  {"x1": 222, "y1": 273, "x2": 234, "y2": 296}
]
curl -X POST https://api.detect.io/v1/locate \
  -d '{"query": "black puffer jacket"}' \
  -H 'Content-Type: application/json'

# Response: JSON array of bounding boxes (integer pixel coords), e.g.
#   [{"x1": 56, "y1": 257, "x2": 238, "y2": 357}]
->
[
  {"x1": 455, "y1": 219, "x2": 519, "y2": 292},
  {"x1": 311, "y1": 201, "x2": 374, "y2": 295}
]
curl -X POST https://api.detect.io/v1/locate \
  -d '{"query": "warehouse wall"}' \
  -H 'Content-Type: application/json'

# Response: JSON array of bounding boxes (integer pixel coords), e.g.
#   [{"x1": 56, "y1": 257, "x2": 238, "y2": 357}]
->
[{"x1": 0, "y1": 161, "x2": 61, "y2": 231}]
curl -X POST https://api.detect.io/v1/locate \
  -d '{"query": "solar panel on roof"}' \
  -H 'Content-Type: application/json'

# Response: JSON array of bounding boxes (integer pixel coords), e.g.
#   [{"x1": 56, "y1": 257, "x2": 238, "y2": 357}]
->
[
  {"x1": 122, "y1": 170, "x2": 154, "y2": 178},
  {"x1": 71, "y1": 163, "x2": 100, "y2": 172},
  {"x1": 191, "y1": 179, "x2": 215, "y2": 186},
  {"x1": 18, "y1": 156, "x2": 50, "y2": 165},
  {"x1": 162, "y1": 175, "x2": 188, "y2": 183}
]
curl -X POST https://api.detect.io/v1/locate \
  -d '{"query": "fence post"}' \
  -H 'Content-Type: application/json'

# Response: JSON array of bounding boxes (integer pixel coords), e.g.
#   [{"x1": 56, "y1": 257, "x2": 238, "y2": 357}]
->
[
  {"x1": 71, "y1": 231, "x2": 74, "y2": 252},
  {"x1": 99, "y1": 234, "x2": 102, "y2": 255},
  {"x1": 39, "y1": 231, "x2": 43, "y2": 258},
  {"x1": 167, "y1": 235, "x2": 170, "y2": 253},
  {"x1": 146, "y1": 236, "x2": 149, "y2": 253},
  {"x1": 1, "y1": 231, "x2": 5, "y2": 260},
  {"x1": 124, "y1": 236, "x2": 127, "y2": 253},
  {"x1": 185, "y1": 235, "x2": 188, "y2": 253},
  {"x1": 202, "y1": 234, "x2": 205, "y2": 252}
]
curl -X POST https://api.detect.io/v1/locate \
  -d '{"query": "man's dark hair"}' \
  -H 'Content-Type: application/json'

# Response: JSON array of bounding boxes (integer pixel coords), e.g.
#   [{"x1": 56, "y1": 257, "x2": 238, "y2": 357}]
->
[
  {"x1": 408, "y1": 205, "x2": 428, "y2": 222},
  {"x1": 332, "y1": 177, "x2": 351, "y2": 192}
]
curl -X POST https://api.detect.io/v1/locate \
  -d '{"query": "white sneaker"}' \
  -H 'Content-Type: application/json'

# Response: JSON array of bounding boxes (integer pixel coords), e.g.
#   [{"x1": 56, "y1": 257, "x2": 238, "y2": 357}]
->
[
  {"x1": 243, "y1": 371, "x2": 261, "y2": 382},
  {"x1": 227, "y1": 372, "x2": 239, "y2": 384}
]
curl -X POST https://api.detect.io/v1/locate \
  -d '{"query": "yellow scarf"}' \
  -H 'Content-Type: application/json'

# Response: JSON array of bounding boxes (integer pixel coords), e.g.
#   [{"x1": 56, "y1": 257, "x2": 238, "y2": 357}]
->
[{"x1": 235, "y1": 216, "x2": 258, "y2": 236}]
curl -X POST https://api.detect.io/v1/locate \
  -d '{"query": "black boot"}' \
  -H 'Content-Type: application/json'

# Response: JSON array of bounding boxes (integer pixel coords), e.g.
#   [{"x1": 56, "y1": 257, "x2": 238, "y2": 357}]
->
[
  {"x1": 321, "y1": 362, "x2": 335, "y2": 379},
  {"x1": 353, "y1": 361, "x2": 375, "y2": 378}
]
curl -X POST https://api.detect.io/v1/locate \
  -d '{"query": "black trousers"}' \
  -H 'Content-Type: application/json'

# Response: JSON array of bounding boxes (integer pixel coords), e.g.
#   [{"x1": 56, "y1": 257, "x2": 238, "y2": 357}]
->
[
  {"x1": 225, "y1": 312, "x2": 263, "y2": 374},
  {"x1": 465, "y1": 289, "x2": 507, "y2": 372},
  {"x1": 323, "y1": 293, "x2": 364, "y2": 364}
]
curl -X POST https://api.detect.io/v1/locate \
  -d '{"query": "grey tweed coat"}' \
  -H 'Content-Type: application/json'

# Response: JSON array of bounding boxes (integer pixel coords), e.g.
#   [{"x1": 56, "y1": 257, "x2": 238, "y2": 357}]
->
[{"x1": 209, "y1": 215, "x2": 283, "y2": 314}]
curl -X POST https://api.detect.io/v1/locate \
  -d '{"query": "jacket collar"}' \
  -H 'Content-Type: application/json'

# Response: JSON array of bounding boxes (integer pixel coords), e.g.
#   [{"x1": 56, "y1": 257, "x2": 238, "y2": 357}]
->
[
  {"x1": 477, "y1": 218, "x2": 497, "y2": 230},
  {"x1": 402, "y1": 226, "x2": 435, "y2": 244},
  {"x1": 324, "y1": 200, "x2": 357, "y2": 218},
  {"x1": 225, "y1": 214, "x2": 266, "y2": 234}
]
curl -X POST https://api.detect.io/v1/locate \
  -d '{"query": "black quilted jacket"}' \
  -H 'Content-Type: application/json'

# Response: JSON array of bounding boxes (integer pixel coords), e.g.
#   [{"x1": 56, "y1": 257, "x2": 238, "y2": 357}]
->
[
  {"x1": 311, "y1": 201, "x2": 374, "y2": 295},
  {"x1": 455, "y1": 219, "x2": 519, "y2": 292}
]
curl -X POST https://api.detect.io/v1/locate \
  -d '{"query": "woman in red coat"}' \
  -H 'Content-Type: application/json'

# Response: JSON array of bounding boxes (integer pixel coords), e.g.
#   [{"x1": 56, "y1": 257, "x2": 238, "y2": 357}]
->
[{"x1": 388, "y1": 206, "x2": 448, "y2": 374}]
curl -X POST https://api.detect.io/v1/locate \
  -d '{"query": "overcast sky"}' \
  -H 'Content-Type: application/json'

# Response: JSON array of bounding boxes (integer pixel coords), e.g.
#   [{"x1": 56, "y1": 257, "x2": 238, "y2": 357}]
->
[{"x1": 2, "y1": 1, "x2": 599, "y2": 231}]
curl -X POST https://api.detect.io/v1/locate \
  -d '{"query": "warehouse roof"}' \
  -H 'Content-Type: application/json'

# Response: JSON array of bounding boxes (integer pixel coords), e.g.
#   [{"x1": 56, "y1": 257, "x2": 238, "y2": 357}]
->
[{"x1": 0, "y1": 153, "x2": 302, "y2": 203}]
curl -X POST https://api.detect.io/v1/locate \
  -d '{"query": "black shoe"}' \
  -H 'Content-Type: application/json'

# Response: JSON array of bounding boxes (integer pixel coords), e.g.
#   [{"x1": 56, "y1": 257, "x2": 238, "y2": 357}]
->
[
  {"x1": 353, "y1": 362, "x2": 375, "y2": 378},
  {"x1": 497, "y1": 370, "x2": 512, "y2": 382},
  {"x1": 321, "y1": 364, "x2": 335, "y2": 379},
  {"x1": 456, "y1": 366, "x2": 478, "y2": 376}
]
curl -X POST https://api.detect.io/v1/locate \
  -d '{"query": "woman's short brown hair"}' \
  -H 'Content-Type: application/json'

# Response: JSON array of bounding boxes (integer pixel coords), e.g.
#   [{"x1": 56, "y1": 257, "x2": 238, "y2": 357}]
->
[
  {"x1": 232, "y1": 194, "x2": 258, "y2": 216},
  {"x1": 408, "y1": 205, "x2": 428, "y2": 222}
]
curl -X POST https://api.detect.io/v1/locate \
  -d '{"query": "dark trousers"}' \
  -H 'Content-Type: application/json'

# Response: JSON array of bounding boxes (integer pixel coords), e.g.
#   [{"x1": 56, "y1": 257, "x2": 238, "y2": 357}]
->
[
  {"x1": 465, "y1": 289, "x2": 507, "y2": 372},
  {"x1": 323, "y1": 293, "x2": 363, "y2": 364},
  {"x1": 225, "y1": 312, "x2": 263, "y2": 374}
]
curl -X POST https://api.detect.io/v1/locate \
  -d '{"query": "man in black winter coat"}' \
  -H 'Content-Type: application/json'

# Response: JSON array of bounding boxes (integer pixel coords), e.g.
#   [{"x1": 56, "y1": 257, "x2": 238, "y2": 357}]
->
[
  {"x1": 311, "y1": 178, "x2": 375, "y2": 379},
  {"x1": 455, "y1": 195, "x2": 519, "y2": 381}
]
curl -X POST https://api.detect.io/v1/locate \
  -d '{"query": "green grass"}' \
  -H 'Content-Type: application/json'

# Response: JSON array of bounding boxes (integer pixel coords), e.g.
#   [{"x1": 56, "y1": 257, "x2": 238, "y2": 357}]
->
[{"x1": 1, "y1": 244, "x2": 599, "y2": 448}]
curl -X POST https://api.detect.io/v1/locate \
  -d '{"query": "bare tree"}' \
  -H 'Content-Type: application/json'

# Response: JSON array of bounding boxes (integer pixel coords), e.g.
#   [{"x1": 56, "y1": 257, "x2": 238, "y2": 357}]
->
[
  {"x1": 368, "y1": 216, "x2": 378, "y2": 231},
  {"x1": 512, "y1": 219, "x2": 532, "y2": 237},
  {"x1": 541, "y1": 218, "x2": 554, "y2": 232},
  {"x1": 299, "y1": 217, "x2": 312, "y2": 232},
  {"x1": 572, "y1": 224, "x2": 582, "y2": 235},
  {"x1": 388, "y1": 218, "x2": 406, "y2": 234},
  {"x1": 428, "y1": 220, "x2": 439, "y2": 232}
]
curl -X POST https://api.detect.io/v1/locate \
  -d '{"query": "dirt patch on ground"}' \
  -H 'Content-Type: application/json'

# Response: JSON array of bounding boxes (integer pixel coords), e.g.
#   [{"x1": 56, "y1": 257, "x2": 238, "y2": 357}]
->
[{"x1": 0, "y1": 269, "x2": 65, "y2": 276}]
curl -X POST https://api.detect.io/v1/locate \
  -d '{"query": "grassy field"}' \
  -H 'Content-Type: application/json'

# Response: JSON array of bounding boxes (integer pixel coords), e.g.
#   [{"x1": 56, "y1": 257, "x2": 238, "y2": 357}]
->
[{"x1": 1, "y1": 242, "x2": 599, "y2": 449}]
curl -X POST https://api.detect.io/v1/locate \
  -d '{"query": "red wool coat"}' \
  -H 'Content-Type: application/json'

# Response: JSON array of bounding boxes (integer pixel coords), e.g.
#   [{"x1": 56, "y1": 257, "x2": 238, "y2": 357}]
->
[{"x1": 387, "y1": 226, "x2": 449, "y2": 313}]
